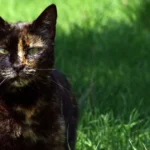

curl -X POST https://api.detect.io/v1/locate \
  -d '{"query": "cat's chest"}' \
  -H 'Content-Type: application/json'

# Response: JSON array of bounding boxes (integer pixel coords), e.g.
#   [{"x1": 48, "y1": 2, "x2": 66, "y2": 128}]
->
[
  {"x1": 0, "y1": 103, "x2": 22, "y2": 147},
  {"x1": 0, "y1": 98, "x2": 40, "y2": 142},
  {"x1": 0, "y1": 87, "x2": 65, "y2": 149}
]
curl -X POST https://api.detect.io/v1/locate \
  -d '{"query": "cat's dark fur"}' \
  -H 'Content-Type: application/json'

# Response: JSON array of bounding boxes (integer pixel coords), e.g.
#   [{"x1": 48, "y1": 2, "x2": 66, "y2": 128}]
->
[{"x1": 0, "y1": 4, "x2": 78, "y2": 150}]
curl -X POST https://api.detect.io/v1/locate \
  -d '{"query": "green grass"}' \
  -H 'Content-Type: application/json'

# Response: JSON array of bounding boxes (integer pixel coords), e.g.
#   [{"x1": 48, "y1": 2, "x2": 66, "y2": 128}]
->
[{"x1": 0, "y1": 0, "x2": 150, "y2": 149}]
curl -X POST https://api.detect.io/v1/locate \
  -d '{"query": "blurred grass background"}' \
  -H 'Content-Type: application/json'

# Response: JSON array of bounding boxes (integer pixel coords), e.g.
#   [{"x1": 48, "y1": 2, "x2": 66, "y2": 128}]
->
[{"x1": 0, "y1": 0, "x2": 150, "y2": 149}]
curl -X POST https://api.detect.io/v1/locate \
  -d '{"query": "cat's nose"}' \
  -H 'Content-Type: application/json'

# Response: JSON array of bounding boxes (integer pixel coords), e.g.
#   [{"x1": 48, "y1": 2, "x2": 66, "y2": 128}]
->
[{"x1": 13, "y1": 63, "x2": 25, "y2": 73}]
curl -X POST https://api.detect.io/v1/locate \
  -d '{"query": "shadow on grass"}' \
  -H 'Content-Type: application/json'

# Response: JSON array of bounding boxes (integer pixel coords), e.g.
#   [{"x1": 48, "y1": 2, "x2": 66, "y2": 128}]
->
[
  {"x1": 53, "y1": 2, "x2": 150, "y2": 149},
  {"x1": 55, "y1": 19, "x2": 150, "y2": 121}
]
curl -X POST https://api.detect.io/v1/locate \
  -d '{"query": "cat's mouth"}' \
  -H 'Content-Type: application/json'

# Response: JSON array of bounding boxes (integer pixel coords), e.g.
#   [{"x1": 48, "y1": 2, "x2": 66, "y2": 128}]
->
[
  {"x1": 10, "y1": 70, "x2": 35, "y2": 87},
  {"x1": 5, "y1": 73, "x2": 32, "y2": 88},
  {"x1": 0, "y1": 68, "x2": 35, "y2": 87}
]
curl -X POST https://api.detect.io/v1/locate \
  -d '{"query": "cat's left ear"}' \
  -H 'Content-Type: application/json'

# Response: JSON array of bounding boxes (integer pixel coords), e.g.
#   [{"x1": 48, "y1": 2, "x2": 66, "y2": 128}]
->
[{"x1": 31, "y1": 4, "x2": 57, "y2": 39}]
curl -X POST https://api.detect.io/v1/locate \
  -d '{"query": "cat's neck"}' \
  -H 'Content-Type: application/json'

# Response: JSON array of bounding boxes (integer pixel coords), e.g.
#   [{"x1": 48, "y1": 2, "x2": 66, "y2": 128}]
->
[{"x1": 0, "y1": 78, "x2": 52, "y2": 107}]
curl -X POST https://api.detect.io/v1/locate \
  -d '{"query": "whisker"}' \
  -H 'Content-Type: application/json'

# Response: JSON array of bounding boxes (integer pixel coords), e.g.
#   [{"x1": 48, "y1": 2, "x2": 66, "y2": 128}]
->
[
  {"x1": 35, "y1": 68, "x2": 56, "y2": 71},
  {"x1": 50, "y1": 79, "x2": 71, "y2": 94},
  {"x1": 25, "y1": 72, "x2": 35, "y2": 75},
  {"x1": 38, "y1": 76, "x2": 71, "y2": 94},
  {"x1": 22, "y1": 70, "x2": 70, "y2": 94},
  {"x1": 0, "y1": 78, "x2": 7, "y2": 86}
]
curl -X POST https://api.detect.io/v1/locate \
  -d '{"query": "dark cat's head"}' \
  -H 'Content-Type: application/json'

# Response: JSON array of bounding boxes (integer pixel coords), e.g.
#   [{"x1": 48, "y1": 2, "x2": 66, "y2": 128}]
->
[{"x1": 0, "y1": 4, "x2": 57, "y2": 88}]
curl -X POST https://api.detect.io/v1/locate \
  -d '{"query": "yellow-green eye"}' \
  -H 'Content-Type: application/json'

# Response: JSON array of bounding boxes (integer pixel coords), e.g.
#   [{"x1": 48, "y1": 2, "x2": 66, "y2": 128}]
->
[
  {"x1": 0, "y1": 49, "x2": 8, "y2": 54},
  {"x1": 29, "y1": 48, "x2": 38, "y2": 55}
]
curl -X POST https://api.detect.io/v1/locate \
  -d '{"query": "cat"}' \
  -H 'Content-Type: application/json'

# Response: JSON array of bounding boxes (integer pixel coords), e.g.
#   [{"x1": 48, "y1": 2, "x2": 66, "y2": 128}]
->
[{"x1": 0, "y1": 4, "x2": 78, "y2": 150}]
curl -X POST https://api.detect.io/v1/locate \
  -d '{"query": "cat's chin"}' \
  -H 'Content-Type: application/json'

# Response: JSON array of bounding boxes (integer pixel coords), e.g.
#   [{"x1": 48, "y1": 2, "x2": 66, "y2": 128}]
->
[
  {"x1": 11, "y1": 80, "x2": 29, "y2": 88},
  {"x1": 10, "y1": 78, "x2": 30, "y2": 88}
]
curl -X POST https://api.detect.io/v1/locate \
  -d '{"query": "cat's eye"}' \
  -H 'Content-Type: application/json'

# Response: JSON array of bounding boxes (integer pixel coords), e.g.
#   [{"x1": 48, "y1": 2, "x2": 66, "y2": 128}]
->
[
  {"x1": 0, "y1": 48, "x2": 8, "y2": 54},
  {"x1": 28, "y1": 48, "x2": 39, "y2": 55}
]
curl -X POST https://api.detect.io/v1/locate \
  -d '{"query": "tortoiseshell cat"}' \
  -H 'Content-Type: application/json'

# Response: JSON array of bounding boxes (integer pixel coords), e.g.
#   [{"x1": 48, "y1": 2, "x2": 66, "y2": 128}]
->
[{"x1": 0, "y1": 4, "x2": 78, "y2": 150}]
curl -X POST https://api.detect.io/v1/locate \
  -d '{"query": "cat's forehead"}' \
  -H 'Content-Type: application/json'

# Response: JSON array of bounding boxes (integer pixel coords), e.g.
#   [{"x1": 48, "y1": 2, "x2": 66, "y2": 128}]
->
[
  {"x1": 11, "y1": 22, "x2": 30, "y2": 30},
  {"x1": 9, "y1": 22, "x2": 45, "y2": 48}
]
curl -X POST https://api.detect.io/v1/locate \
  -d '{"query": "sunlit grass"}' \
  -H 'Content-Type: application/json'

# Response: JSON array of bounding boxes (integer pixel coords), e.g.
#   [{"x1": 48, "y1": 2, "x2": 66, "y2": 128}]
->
[{"x1": 0, "y1": 0, "x2": 150, "y2": 149}]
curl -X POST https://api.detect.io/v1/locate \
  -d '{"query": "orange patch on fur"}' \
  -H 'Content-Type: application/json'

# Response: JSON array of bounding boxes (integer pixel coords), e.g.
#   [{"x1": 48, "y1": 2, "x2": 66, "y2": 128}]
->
[
  {"x1": 26, "y1": 40, "x2": 30, "y2": 46},
  {"x1": 18, "y1": 38, "x2": 27, "y2": 64},
  {"x1": 26, "y1": 34, "x2": 44, "y2": 48}
]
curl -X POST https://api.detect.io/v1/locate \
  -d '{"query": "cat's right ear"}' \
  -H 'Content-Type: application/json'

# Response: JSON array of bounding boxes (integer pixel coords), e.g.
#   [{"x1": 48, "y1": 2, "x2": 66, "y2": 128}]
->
[{"x1": 0, "y1": 17, "x2": 9, "y2": 33}]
